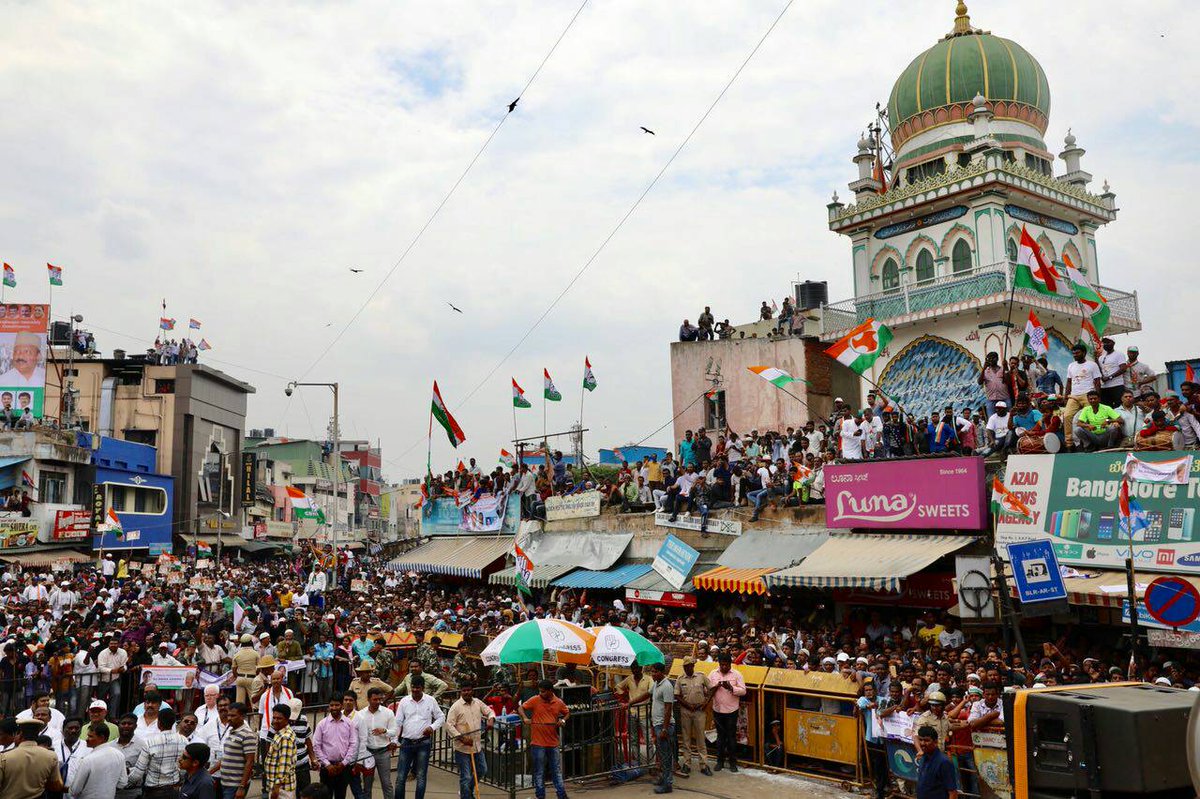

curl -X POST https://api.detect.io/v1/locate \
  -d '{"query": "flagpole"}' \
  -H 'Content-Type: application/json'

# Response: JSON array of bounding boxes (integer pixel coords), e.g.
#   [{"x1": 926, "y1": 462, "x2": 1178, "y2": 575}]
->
[
  {"x1": 1122, "y1": 474, "x2": 1142, "y2": 676},
  {"x1": 427, "y1": 385, "x2": 434, "y2": 481}
]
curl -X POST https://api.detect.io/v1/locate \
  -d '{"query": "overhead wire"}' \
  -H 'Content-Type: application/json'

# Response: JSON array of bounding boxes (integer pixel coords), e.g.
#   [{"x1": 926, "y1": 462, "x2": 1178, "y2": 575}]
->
[
  {"x1": 297, "y1": 0, "x2": 592, "y2": 381},
  {"x1": 386, "y1": 0, "x2": 796, "y2": 468}
]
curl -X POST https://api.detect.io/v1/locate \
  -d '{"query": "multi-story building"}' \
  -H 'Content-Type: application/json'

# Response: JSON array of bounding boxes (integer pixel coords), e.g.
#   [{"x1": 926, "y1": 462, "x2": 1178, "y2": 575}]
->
[
  {"x1": 340, "y1": 441, "x2": 382, "y2": 537},
  {"x1": 820, "y1": 2, "x2": 1139, "y2": 413},
  {"x1": 243, "y1": 434, "x2": 356, "y2": 544}
]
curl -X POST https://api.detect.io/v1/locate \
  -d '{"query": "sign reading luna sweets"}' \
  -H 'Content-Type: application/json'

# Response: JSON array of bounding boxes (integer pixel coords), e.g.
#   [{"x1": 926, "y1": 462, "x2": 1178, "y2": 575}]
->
[{"x1": 824, "y1": 457, "x2": 986, "y2": 530}]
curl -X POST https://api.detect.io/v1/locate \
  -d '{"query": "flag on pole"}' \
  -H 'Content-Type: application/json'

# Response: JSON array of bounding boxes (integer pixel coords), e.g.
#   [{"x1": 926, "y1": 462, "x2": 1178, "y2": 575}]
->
[
  {"x1": 286, "y1": 486, "x2": 327, "y2": 523},
  {"x1": 583, "y1": 357, "x2": 597, "y2": 392},
  {"x1": 189, "y1": 318, "x2": 202, "y2": 330},
  {"x1": 196, "y1": 541, "x2": 213, "y2": 558},
  {"x1": 543, "y1": 369, "x2": 562, "y2": 401},
  {"x1": 1079, "y1": 316, "x2": 1102, "y2": 355},
  {"x1": 104, "y1": 507, "x2": 125, "y2": 539},
  {"x1": 612, "y1": 448, "x2": 625, "y2": 462},
  {"x1": 499, "y1": 449, "x2": 516, "y2": 469},
  {"x1": 514, "y1": 543, "x2": 535, "y2": 597},
  {"x1": 991, "y1": 477, "x2": 1034, "y2": 521},
  {"x1": 1118, "y1": 478, "x2": 1151, "y2": 538},
  {"x1": 2, "y1": 264, "x2": 14, "y2": 288},
  {"x1": 824, "y1": 319, "x2": 893, "y2": 375},
  {"x1": 232, "y1": 599, "x2": 246, "y2": 631},
  {"x1": 456, "y1": 461, "x2": 466, "y2": 473},
  {"x1": 1022, "y1": 311, "x2": 1049, "y2": 356},
  {"x1": 1013, "y1": 225, "x2": 1064, "y2": 296},
  {"x1": 198, "y1": 339, "x2": 212, "y2": 351},
  {"x1": 159, "y1": 318, "x2": 176, "y2": 330},
  {"x1": 20, "y1": 470, "x2": 37, "y2": 501},
  {"x1": 747, "y1": 365, "x2": 811, "y2": 388},
  {"x1": 46, "y1": 264, "x2": 63, "y2": 286},
  {"x1": 431, "y1": 381, "x2": 467, "y2": 448},
  {"x1": 872, "y1": 149, "x2": 887, "y2": 195},
  {"x1": 1063, "y1": 253, "x2": 1110, "y2": 337},
  {"x1": 512, "y1": 378, "x2": 531, "y2": 408}
]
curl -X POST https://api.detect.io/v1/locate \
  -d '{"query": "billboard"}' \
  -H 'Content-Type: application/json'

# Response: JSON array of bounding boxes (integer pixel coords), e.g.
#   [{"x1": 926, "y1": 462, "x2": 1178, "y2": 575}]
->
[
  {"x1": 995, "y1": 452, "x2": 1200, "y2": 574},
  {"x1": 0, "y1": 303, "x2": 49, "y2": 420},
  {"x1": 824, "y1": 457, "x2": 987, "y2": 530},
  {"x1": 421, "y1": 495, "x2": 520, "y2": 536}
]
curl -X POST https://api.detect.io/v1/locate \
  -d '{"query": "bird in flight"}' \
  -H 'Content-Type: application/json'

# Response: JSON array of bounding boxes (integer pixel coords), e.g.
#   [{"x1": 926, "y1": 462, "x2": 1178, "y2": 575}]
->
[
  {"x1": 640, "y1": 126, "x2": 655, "y2": 135},
  {"x1": 508, "y1": 97, "x2": 520, "y2": 113},
  {"x1": 349, "y1": 268, "x2": 363, "y2": 273},
  {"x1": 447, "y1": 302, "x2": 464, "y2": 313}
]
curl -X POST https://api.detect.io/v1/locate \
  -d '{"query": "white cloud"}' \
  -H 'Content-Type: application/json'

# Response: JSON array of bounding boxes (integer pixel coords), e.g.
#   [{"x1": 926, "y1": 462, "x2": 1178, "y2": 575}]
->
[{"x1": 0, "y1": 0, "x2": 1194, "y2": 475}]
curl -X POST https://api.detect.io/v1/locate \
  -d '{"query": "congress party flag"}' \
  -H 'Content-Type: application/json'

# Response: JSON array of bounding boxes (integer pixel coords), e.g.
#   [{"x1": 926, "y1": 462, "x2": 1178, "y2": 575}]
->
[
  {"x1": 991, "y1": 477, "x2": 1033, "y2": 522},
  {"x1": 583, "y1": 357, "x2": 597, "y2": 392},
  {"x1": 544, "y1": 369, "x2": 562, "y2": 401},
  {"x1": 1118, "y1": 478, "x2": 1151, "y2": 539},
  {"x1": 1062, "y1": 252, "x2": 1110, "y2": 337},
  {"x1": 103, "y1": 507, "x2": 125, "y2": 539},
  {"x1": 512, "y1": 378, "x2": 531, "y2": 408},
  {"x1": 824, "y1": 319, "x2": 893, "y2": 375},
  {"x1": 160, "y1": 318, "x2": 176, "y2": 330},
  {"x1": 747, "y1": 365, "x2": 811, "y2": 388},
  {"x1": 196, "y1": 541, "x2": 213, "y2": 558},
  {"x1": 1013, "y1": 224, "x2": 1066, "y2": 296},
  {"x1": 514, "y1": 543, "x2": 535, "y2": 597},
  {"x1": 431, "y1": 381, "x2": 466, "y2": 448},
  {"x1": 189, "y1": 318, "x2": 202, "y2": 330},
  {"x1": 1022, "y1": 311, "x2": 1048, "y2": 356},
  {"x1": 1123, "y1": 453, "x2": 1193, "y2": 485},
  {"x1": 2, "y1": 264, "x2": 14, "y2": 288},
  {"x1": 499, "y1": 449, "x2": 516, "y2": 469},
  {"x1": 46, "y1": 264, "x2": 63, "y2": 286},
  {"x1": 198, "y1": 339, "x2": 212, "y2": 351}
]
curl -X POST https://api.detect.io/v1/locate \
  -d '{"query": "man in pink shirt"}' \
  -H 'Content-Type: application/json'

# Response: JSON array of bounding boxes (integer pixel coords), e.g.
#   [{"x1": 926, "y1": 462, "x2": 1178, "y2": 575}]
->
[{"x1": 705, "y1": 653, "x2": 746, "y2": 772}]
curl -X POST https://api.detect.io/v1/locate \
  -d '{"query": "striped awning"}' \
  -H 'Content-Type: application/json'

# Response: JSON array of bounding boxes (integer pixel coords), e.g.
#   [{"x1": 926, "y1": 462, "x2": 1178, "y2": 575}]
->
[
  {"x1": 489, "y1": 563, "x2": 576, "y2": 589},
  {"x1": 0, "y1": 548, "x2": 91, "y2": 567},
  {"x1": 692, "y1": 566, "x2": 777, "y2": 595},
  {"x1": 387, "y1": 537, "x2": 511, "y2": 579},
  {"x1": 550, "y1": 563, "x2": 654, "y2": 589},
  {"x1": 766, "y1": 534, "x2": 974, "y2": 593}
]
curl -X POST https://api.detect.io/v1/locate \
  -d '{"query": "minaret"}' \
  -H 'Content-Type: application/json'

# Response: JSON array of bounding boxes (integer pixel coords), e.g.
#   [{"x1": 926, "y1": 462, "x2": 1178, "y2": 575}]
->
[{"x1": 1059, "y1": 129, "x2": 1093, "y2": 189}]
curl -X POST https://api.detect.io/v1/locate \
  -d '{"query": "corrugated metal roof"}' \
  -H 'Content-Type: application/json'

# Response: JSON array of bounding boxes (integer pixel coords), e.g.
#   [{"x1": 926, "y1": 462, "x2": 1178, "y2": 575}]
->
[
  {"x1": 551, "y1": 563, "x2": 654, "y2": 589},
  {"x1": 716, "y1": 529, "x2": 832, "y2": 569}
]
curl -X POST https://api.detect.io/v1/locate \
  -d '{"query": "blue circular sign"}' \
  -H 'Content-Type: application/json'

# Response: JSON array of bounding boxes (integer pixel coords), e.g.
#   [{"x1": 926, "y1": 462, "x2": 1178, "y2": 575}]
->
[{"x1": 1144, "y1": 576, "x2": 1200, "y2": 628}]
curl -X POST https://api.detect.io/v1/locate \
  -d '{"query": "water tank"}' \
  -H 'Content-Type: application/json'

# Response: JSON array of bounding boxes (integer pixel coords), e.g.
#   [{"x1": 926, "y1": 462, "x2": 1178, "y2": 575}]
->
[
  {"x1": 796, "y1": 280, "x2": 829, "y2": 311},
  {"x1": 264, "y1": 428, "x2": 275, "y2": 438},
  {"x1": 49, "y1": 321, "x2": 71, "y2": 345}
]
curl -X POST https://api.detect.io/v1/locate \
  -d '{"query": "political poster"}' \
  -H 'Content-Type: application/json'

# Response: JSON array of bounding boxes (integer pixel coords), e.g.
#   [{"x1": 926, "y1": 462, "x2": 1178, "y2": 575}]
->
[
  {"x1": 140, "y1": 666, "x2": 197, "y2": 690},
  {"x1": 995, "y1": 452, "x2": 1200, "y2": 575},
  {"x1": 0, "y1": 303, "x2": 48, "y2": 420},
  {"x1": 460, "y1": 493, "x2": 509, "y2": 532}
]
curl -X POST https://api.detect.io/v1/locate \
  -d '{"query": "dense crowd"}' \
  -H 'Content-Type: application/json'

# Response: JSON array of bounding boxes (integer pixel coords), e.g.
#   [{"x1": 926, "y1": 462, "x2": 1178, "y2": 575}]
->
[{"x1": 0, "y1": 548, "x2": 1196, "y2": 798}]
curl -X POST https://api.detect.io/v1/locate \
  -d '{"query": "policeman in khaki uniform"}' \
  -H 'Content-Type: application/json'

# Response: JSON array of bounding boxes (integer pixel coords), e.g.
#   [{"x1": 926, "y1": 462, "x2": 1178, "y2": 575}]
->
[
  {"x1": 231, "y1": 633, "x2": 260, "y2": 705},
  {"x1": 0, "y1": 719, "x2": 65, "y2": 799},
  {"x1": 674, "y1": 657, "x2": 712, "y2": 776}
]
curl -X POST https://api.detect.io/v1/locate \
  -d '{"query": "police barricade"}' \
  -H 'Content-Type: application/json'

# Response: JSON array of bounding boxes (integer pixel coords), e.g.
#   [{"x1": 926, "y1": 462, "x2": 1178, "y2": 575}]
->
[{"x1": 758, "y1": 667, "x2": 864, "y2": 784}]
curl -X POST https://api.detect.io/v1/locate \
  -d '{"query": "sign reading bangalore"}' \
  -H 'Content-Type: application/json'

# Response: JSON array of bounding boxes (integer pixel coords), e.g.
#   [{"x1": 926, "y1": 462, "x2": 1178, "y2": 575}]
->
[{"x1": 995, "y1": 452, "x2": 1200, "y2": 575}]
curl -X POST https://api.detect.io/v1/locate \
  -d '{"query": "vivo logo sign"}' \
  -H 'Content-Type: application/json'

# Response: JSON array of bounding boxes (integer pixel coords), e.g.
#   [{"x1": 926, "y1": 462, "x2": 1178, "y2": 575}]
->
[{"x1": 832, "y1": 491, "x2": 917, "y2": 523}]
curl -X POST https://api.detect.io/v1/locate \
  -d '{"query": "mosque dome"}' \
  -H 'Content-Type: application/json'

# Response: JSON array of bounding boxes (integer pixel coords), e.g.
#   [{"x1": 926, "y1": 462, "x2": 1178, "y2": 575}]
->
[{"x1": 886, "y1": 2, "x2": 1050, "y2": 155}]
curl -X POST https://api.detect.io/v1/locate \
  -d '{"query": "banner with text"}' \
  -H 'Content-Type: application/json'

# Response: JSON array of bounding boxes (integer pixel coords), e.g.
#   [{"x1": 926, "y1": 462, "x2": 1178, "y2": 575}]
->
[
  {"x1": 824, "y1": 457, "x2": 986, "y2": 530},
  {"x1": 544, "y1": 490, "x2": 602, "y2": 522},
  {"x1": 421, "y1": 495, "x2": 520, "y2": 536},
  {"x1": 996, "y1": 452, "x2": 1200, "y2": 574},
  {"x1": 0, "y1": 303, "x2": 49, "y2": 419}
]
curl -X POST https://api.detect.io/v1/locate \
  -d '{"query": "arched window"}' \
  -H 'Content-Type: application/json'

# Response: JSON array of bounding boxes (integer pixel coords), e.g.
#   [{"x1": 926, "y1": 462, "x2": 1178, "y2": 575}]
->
[
  {"x1": 915, "y1": 250, "x2": 935, "y2": 283},
  {"x1": 881, "y1": 258, "x2": 900, "y2": 292},
  {"x1": 1006, "y1": 238, "x2": 1019, "y2": 263},
  {"x1": 952, "y1": 239, "x2": 973, "y2": 273}
]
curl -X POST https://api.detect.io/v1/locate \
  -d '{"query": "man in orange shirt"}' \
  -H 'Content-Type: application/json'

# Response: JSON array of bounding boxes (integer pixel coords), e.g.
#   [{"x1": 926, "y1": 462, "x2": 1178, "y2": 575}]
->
[{"x1": 519, "y1": 680, "x2": 570, "y2": 799}]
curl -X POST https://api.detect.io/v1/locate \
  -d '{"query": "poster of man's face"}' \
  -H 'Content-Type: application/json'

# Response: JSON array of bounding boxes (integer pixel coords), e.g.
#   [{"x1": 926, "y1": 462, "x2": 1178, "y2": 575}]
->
[{"x1": 0, "y1": 304, "x2": 49, "y2": 418}]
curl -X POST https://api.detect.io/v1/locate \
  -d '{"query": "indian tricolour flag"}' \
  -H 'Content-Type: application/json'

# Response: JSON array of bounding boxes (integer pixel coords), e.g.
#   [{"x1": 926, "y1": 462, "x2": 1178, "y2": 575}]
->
[
  {"x1": 286, "y1": 486, "x2": 326, "y2": 523},
  {"x1": 432, "y1": 381, "x2": 467, "y2": 448},
  {"x1": 512, "y1": 378, "x2": 531, "y2": 408},
  {"x1": 583, "y1": 357, "x2": 597, "y2": 392},
  {"x1": 824, "y1": 319, "x2": 893, "y2": 375},
  {"x1": 1063, "y1": 252, "x2": 1110, "y2": 341},
  {"x1": 514, "y1": 543, "x2": 535, "y2": 597},
  {"x1": 103, "y1": 507, "x2": 125, "y2": 539},
  {"x1": 1022, "y1": 311, "x2": 1048, "y2": 356},
  {"x1": 499, "y1": 449, "x2": 516, "y2": 469},
  {"x1": 544, "y1": 369, "x2": 562, "y2": 401},
  {"x1": 196, "y1": 541, "x2": 213, "y2": 558},
  {"x1": 47, "y1": 263, "x2": 63, "y2": 286},
  {"x1": 747, "y1": 365, "x2": 811, "y2": 388}
]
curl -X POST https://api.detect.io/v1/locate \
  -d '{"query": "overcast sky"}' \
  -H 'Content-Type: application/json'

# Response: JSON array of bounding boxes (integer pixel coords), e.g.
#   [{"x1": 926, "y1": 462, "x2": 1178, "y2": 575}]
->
[{"x1": 2, "y1": 0, "x2": 1195, "y2": 478}]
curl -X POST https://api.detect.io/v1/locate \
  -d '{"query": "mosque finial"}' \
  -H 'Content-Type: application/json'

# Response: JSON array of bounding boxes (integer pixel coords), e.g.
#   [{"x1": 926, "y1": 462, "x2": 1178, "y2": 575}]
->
[{"x1": 953, "y1": 1, "x2": 972, "y2": 35}]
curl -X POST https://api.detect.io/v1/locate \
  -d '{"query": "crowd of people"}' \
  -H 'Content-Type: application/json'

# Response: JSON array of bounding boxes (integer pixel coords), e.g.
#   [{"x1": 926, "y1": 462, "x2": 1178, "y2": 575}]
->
[
  {"x1": 677, "y1": 298, "x2": 803, "y2": 343},
  {"x1": 0, "y1": 546, "x2": 1195, "y2": 798},
  {"x1": 148, "y1": 339, "x2": 202, "y2": 366}
]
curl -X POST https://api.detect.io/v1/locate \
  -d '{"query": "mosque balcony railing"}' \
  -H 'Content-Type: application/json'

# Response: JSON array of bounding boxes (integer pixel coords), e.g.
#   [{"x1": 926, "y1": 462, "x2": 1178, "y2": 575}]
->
[{"x1": 819, "y1": 260, "x2": 1140, "y2": 341}]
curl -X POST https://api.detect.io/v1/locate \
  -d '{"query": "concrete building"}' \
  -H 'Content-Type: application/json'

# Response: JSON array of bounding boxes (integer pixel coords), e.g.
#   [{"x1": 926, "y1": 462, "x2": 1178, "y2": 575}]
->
[
  {"x1": 820, "y1": 2, "x2": 1140, "y2": 414},
  {"x1": 90, "y1": 435, "x2": 175, "y2": 556},
  {"x1": 340, "y1": 440, "x2": 383, "y2": 538},
  {"x1": 44, "y1": 355, "x2": 256, "y2": 548},
  {"x1": 0, "y1": 429, "x2": 93, "y2": 563},
  {"x1": 243, "y1": 436, "x2": 356, "y2": 543}
]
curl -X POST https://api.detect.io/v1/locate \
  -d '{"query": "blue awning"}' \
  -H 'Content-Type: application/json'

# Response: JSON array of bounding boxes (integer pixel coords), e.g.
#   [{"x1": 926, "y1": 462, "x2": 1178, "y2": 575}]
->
[
  {"x1": 551, "y1": 563, "x2": 654, "y2": 589},
  {"x1": 0, "y1": 457, "x2": 29, "y2": 491}
]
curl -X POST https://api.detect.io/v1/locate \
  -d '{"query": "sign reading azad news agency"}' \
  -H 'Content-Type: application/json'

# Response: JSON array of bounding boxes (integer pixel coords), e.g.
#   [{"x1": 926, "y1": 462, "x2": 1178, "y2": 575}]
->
[
  {"x1": 824, "y1": 457, "x2": 986, "y2": 530},
  {"x1": 995, "y1": 452, "x2": 1200, "y2": 575}
]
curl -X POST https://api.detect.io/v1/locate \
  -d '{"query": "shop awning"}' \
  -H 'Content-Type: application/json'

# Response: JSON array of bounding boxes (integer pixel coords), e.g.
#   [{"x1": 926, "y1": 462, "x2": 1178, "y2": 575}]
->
[
  {"x1": 1005, "y1": 567, "x2": 1200, "y2": 609},
  {"x1": 624, "y1": 559, "x2": 719, "y2": 594},
  {"x1": 489, "y1": 563, "x2": 577, "y2": 589},
  {"x1": 0, "y1": 548, "x2": 91, "y2": 567},
  {"x1": 692, "y1": 567, "x2": 777, "y2": 595},
  {"x1": 194, "y1": 535, "x2": 249, "y2": 549},
  {"x1": 518, "y1": 532, "x2": 631, "y2": 571},
  {"x1": 551, "y1": 563, "x2": 654, "y2": 589},
  {"x1": 766, "y1": 534, "x2": 975, "y2": 593},
  {"x1": 387, "y1": 536, "x2": 512, "y2": 579},
  {"x1": 239, "y1": 540, "x2": 282, "y2": 553},
  {"x1": 714, "y1": 529, "x2": 832, "y2": 569},
  {"x1": 0, "y1": 456, "x2": 30, "y2": 491}
]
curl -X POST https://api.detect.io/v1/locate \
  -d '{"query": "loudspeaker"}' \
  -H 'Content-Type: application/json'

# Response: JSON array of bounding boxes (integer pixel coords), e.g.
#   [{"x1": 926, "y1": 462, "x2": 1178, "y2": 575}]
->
[{"x1": 1007, "y1": 683, "x2": 1193, "y2": 798}]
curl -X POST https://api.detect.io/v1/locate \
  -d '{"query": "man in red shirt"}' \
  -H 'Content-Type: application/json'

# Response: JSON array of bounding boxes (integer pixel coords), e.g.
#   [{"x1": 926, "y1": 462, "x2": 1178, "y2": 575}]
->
[{"x1": 519, "y1": 680, "x2": 570, "y2": 799}]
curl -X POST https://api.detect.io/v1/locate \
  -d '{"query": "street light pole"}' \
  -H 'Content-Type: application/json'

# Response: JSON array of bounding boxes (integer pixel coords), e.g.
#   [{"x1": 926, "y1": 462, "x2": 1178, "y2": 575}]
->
[{"x1": 286, "y1": 380, "x2": 341, "y2": 585}]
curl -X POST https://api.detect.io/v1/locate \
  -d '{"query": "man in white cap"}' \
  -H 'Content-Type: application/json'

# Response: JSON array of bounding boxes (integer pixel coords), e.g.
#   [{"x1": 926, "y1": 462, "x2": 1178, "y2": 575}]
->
[
  {"x1": 49, "y1": 580, "x2": 79, "y2": 620},
  {"x1": 151, "y1": 642, "x2": 183, "y2": 667},
  {"x1": 0, "y1": 331, "x2": 46, "y2": 386}
]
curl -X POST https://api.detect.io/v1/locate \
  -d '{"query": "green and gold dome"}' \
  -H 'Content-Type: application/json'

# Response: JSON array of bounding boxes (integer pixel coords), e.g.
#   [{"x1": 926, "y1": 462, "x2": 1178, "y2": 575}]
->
[{"x1": 887, "y1": 2, "x2": 1050, "y2": 155}]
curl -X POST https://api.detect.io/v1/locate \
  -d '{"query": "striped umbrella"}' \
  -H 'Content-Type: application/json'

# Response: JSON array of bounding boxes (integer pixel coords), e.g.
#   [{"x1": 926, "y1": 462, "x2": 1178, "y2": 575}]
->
[
  {"x1": 589, "y1": 625, "x2": 664, "y2": 667},
  {"x1": 480, "y1": 619, "x2": 595, "y2": 666}
]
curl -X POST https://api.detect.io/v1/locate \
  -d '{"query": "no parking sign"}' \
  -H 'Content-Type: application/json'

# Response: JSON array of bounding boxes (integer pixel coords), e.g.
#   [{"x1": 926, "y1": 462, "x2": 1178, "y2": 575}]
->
[{"x1": 1144, "y1": 576, "x2": 1200, "y2": 629}]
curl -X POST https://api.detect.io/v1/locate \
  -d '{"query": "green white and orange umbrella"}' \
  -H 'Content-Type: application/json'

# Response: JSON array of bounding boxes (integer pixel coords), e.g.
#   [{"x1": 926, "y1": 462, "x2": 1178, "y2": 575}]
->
[
  {"x1": 589, "y1": 625, "x2": 664, "y2": 667},
  {"x1": 481, "y1": 619, "x2": 595, "y2": 666}
]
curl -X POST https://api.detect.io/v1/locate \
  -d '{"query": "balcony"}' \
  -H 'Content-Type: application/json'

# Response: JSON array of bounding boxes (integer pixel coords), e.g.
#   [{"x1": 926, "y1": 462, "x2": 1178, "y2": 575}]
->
[{"x1": 818, "y1": 261, "x2": 1140, "y2": 341}]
